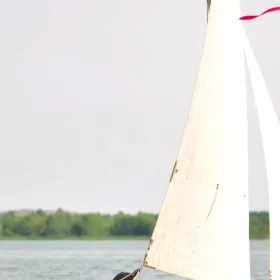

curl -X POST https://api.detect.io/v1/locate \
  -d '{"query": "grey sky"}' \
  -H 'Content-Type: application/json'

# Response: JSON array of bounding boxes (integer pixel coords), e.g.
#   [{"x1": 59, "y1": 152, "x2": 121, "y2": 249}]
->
[{"x1": 0, "y1": 0, "x2": 279, "y2": 213}]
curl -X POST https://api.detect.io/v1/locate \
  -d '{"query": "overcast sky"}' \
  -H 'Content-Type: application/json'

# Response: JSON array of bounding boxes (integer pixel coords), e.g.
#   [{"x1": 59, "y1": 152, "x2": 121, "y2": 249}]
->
[{"x1": 0, "y1": 0, "x2": 280, "y2": 213}]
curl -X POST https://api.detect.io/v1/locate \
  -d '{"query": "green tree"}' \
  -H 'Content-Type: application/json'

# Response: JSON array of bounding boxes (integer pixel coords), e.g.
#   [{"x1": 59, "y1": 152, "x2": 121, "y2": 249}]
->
[
  {"x1": 132, "y1": 212, "x2": 156, "y2": 236},
  {"x1": 1, "y1": 211, "x2": 18, "y2": 236},
  {"x1": 14, "y1": 212, "x2": 46, "y2": 236},
  {"x1": 83, "y1": 213, "x2": 111, "y2": 236},
  {"x1": 110, "y1": 212, "x2": 136, "y2": 236},
  {"x1": 45, "y1": 209, "x2": 71, "y2": 237}
]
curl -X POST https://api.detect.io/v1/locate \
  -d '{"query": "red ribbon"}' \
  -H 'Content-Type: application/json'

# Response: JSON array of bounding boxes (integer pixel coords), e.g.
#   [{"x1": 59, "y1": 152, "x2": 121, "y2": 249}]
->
[{"x1": 239, "y1": 6, "x2": 280, "y2": 20}]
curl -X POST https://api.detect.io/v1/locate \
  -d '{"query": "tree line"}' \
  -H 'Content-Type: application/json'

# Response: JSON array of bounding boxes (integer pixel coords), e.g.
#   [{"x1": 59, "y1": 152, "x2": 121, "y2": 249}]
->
[{"x1": 0, "y1": 209, "x2": 269, "y2": 239}]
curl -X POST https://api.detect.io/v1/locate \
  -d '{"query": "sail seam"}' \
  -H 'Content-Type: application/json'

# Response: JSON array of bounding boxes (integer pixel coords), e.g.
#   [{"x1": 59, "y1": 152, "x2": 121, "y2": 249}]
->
[{"x1": 206, "y1": 184, "x2": 219, "y2": 219}]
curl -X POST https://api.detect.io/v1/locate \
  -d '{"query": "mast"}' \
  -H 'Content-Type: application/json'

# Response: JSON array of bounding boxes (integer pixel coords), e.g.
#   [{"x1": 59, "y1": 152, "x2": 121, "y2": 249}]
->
[
  {"x1": 207, "y1": 0, "x2": 211, "y2": 21},
  {"x1": 142, "y1": 0, "x2": 251, "y2": 279}
]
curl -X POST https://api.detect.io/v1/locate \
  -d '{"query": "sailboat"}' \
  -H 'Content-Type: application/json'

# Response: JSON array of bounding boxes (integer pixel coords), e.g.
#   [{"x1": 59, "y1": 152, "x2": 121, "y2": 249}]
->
[{"x1": 136, "y1": 1, "x2": 280, "y2": 280}]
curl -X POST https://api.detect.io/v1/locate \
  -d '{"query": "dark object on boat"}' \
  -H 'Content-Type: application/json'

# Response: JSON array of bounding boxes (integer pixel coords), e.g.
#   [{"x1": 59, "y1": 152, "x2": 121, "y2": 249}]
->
[{"x1": 113, "y1": 268, "x2": 141, "y2": 280}]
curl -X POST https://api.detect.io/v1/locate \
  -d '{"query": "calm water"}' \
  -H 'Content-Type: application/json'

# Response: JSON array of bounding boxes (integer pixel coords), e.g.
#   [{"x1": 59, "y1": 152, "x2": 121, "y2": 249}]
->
[{"x1": 0, "y1": 240, "x2": 268, "y2": 280}]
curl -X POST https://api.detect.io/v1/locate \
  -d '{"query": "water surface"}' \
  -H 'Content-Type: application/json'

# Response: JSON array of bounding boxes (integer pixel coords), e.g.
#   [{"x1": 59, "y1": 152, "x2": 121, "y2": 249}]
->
[{"x1": 0, "y1": 240, "x2": 268, "y2": 280}]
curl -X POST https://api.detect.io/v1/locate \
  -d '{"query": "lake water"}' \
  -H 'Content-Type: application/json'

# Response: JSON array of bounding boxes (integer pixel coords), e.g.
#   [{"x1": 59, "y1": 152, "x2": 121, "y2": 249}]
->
[{"x1": 0, "y1": 240, "x2": 268, "y2": 280}]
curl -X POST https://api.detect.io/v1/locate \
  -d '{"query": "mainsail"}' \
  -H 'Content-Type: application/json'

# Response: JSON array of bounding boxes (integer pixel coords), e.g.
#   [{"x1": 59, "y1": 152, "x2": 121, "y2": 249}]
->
[
  {"x1": 243, "y1": 29, "x2": 280, "y2": 280},
  {"x1": 142, "y1": 0, "x2": 251, "y2": 280}
]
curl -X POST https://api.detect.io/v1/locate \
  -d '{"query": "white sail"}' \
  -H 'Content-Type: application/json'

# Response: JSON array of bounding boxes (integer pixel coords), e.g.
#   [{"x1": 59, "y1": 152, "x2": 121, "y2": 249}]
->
[
  {"x1": 142, "y1": 1, "x2": 251, "y2": 280},
  {"x1": 243, "y1": 30, "x2": 280, "y2": 280}
]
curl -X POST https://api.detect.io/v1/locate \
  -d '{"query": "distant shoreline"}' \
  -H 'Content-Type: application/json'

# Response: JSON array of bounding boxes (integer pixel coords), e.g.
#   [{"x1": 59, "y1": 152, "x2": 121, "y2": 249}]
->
[
  {"x1": 0, "y1": 236, "x2": 269, "y2": 241},
  {"x1": 0, "y1": 209, "x2": 269, "y2": 240},
  {"x1": 0, "y1": 236, "x2": 149, "y2": 241}
]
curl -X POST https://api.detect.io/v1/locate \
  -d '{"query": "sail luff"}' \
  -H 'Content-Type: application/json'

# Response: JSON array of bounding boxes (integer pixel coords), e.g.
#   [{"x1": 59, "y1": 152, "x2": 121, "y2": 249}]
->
[
  {"x1": 242, "y1": 29, "x2": 280, "y2": 280},
  {"x1": 142, "y1": 1, "x2": 251, "y2": 280}
]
